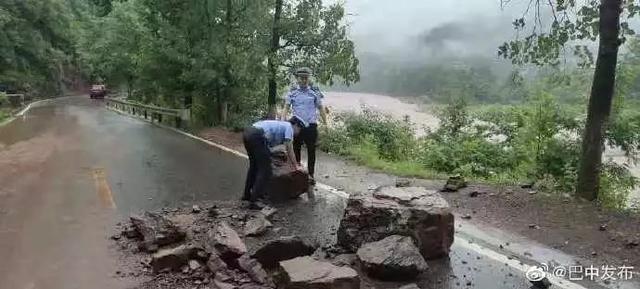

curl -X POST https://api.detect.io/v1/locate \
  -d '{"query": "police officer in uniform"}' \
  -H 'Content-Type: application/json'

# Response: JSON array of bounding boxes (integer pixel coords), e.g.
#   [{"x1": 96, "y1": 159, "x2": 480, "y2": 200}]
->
[{"x1": 281, "y1": 67, "x2": 328, "y2": 184}]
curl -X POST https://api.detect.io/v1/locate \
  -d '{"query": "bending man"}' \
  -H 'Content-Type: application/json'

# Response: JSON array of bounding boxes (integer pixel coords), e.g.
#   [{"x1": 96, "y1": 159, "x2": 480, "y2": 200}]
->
[{"x1": 242, "y1": 116, "x2": 305, "y2": 209}]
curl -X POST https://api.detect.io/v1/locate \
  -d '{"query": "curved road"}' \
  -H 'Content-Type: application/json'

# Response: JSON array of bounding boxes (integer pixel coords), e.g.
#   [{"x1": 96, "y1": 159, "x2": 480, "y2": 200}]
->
[
  {"x1": 0, "y1": 97, "x2": 621, "y2": 289},
  {"x1": 0, "y1": 97, "x2": 246, "y2": 289}
]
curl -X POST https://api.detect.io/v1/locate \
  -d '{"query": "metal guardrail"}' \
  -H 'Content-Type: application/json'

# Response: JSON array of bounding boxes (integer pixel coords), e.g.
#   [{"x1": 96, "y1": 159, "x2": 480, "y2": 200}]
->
[
  {"x1": 105, "y1": 98, "x2": 191, "y2": 129},
  {"x1": 5, "y1": 94, "x2": 25, "y2": 107}
]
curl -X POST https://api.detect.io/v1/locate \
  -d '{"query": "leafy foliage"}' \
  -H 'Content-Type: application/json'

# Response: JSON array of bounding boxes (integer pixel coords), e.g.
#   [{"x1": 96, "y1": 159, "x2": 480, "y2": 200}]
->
[{"x1": 320, "y1": 90, "x2": 640, "y2": 210}]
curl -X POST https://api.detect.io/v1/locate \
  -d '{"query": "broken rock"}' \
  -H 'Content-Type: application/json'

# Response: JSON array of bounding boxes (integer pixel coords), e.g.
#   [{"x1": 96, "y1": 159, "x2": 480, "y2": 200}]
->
[
  {"x1": 151, "y1": 245, "x2": 197, "y2": 273},
  {"x1": 238, "y1": 255, "x2": 273, "y2": 286},
  {"x1": 442, "y1": 176, "x2": 467, "y2": 192},
  {"x1": 277, "y1": 256, "x2": 360, "y2": 289},
  {"x1": 189, "y1": 260, "x2": 202, "y2": 271},
  {"x1": 244, "y1": 215, "x2": 273, "y2": 237},
  {"x1": 206, "y1": 251, "x2": 229, "y2": 274},
  {"x1": 357, "y1": 235, "x2": 428, "y2": 280},
  {"x1": 206, "y1": 221, "x2": 247, "y2": 261},
  {"x1": 260, "y1": 207, "x2": 278, "y2": 219},
  {"x1": 251, "y1": 236, "x2": 316, "y2": 269},
  {"x1": 267, "y1": 145, "x2": 309, "y2": 201},
  {"x1": 331, "y1": 254, "x2": 358, "y2": 267},
  {"x1": 395, "y1": 178, "x2": 412, "y2": 188},
  {"x1": 338, "y1": 187, "x2": 454, "y2": 260},
  {"x1": 130, "y1": 212, "x2": 186, "y2": 252}
]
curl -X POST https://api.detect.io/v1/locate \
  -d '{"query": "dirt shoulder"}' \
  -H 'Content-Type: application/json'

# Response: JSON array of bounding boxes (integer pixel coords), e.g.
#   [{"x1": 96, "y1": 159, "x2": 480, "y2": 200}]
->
[{"x1": 198, "y1": 127, "x2": 640, "y2": 272}]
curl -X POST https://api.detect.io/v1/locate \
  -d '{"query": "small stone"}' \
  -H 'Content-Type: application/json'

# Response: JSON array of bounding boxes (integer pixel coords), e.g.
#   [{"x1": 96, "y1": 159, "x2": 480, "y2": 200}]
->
[
  {"x1": 395, "y1": 178, "x2": 412, "y2": 187},
  {"x1": 520, "y1": 182, "x2": 534, "y2": 189},
  {"x1": 524, "y1": 252, "x2": 533, "y2": 257},
  {"x1": 443, "y1": 175, "x2": 467, "y2": 192},
  {"x1": 189, "y1": 260, "x2": 201, "y2": 271},
  {"x1": 151, "y1": 245, "x2": 198, "y2": 273},
  {"x1": 122, "y1": 226, "x2": 141, "y2": 239},
  {"x1": 528, "y1": 191, "x2": 537, "y2": 195},
  {"x1": 110, "y1": 234, "x2": 121, "y2": 240},
  {"x1": 237, "y1": 255, "x2": 273, "y2": 286},
  {"x1": 208, "y1": 207, "x2": 219, "y2": 218},
  {"x1": 206, "y1": 251, "x2": 228, "y2": 273},
  {"x1": 260, "y1": 207, "x2": 278, "y2": 219},
  {"x1": 461, "y1": 214, "x2": 472, "y2": 220},
  {"x1": 466, "y1": 281, "x2": 472, "y2": 286},
  {"x1": 599, "y1": 224, "x2": 608, "y2": 231},
  {"x1": 129, "y1": 212, "x2": 186, "y2": 252},
  {"x1": 591, "y1": 251, "x2": 597, "y2": 256},
  {"x1": 181, "y1": 266, "x2": 190, "y2": 274},
  {"x1": 528, "y1": 224, "x2": 540, "y2": 229},
  {"x1": 625, "y1": 239, "x2": 639, "y2": 248},
  {"x1": 192, "y1": 205, "x2": 201, "y2": 213},
  {"x1": 244, "y1": 215, "x2": 273, "y2": 237},
  {"x1": 194, "y1": 280, "x2": 202, "y2": 285},
  {"x1": 461, "y1": 260, "x2": 467, "y2": 264},
  {"x1": 469, "y1": 191, "x2": 479, "y2": 198}
]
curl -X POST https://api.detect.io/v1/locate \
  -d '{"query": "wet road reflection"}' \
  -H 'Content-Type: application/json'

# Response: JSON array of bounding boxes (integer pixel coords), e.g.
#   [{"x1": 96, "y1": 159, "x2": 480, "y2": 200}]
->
[{"x1": 0, "y1": 97, "x2": 612, "y2": 289}]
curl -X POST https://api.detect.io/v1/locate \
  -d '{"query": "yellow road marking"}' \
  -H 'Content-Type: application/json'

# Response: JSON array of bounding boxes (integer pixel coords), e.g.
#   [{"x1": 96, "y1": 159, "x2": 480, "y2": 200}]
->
[{"x1": 92, "y1": 168, "x2": 116, "y2": 209}]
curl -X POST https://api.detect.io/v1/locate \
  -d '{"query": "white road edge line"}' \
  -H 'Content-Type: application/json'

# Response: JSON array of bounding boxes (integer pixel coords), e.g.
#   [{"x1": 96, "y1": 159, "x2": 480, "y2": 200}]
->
[
  {"x1": 457, "y1": 238, "x2": 588, "y2": 289},
  {"x1": 0, "y1": 98, "x2": 53, "y2": 127},
  {"x1": 106, "y1": 105, "x2": 589, "y2": 289}
]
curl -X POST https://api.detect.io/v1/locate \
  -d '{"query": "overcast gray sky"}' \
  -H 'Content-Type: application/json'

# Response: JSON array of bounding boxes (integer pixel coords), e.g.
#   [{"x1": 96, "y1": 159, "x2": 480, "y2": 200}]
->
[{"x1": 336, "y1": 0, "x2": 527, "y2": 60}]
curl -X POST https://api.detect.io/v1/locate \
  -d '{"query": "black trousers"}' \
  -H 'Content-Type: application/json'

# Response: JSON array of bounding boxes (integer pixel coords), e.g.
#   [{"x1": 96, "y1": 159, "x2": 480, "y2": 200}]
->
[
  {"x1": 243, "y1": 127, "x2": 271, "y2": 202},
  {"x1": 293, "y1": 123, "x2": 318, "y2": 177}
]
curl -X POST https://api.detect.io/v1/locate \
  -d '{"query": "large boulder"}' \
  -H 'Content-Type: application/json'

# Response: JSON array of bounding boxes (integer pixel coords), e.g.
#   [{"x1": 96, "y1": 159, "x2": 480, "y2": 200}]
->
[
  {"x1": 151, "y1": 245, "x2": 198, "y2": 273},
  {"x1": 277, "y1": 256, "x2": 360, "y2": 289},
  {"x1": 357, "y1": 235, "x2": 428, "y2": 280},
  {"x1": 251, "y1": 236, "x2": 316, "y2": 269},
  {"x1": 267, "y1": 145, "x2": 309, "y2": 201},
  {"x1": 130, "y1": 212, "x2": 186, "y2": 252},
  {"x1": 206, "y1": 221, "x2": 247, "y2": 262},
  {"x1": 337, "y1": 186, "x2": 454, "y2": 260}
]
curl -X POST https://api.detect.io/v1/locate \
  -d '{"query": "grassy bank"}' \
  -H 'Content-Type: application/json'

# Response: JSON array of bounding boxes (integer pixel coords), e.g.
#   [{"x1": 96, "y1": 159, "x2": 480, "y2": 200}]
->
[{"x1": 319, "y1": 95, "x2": 640, "y2": 211}]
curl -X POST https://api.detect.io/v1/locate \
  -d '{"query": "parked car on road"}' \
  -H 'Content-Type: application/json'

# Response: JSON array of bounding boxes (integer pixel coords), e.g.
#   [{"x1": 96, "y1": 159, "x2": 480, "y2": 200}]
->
[{"x1": 90, "y1": 84, "x2": 107, "y2": 99}]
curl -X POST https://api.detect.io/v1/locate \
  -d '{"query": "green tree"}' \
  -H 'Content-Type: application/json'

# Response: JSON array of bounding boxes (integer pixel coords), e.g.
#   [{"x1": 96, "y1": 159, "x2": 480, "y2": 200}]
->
[
  {"x1": 267, "y1": 0, "x2": 360, "y2": 113},
  {"x1": 499, "y1": 0, "x2": 636, "y2": 201},
  {"x1": 0, "y1": 0, "x2": 83, "y2": 96}
]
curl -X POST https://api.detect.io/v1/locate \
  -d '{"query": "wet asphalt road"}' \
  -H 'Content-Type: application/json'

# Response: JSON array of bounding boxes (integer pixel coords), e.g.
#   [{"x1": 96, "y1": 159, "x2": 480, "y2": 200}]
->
[{"x1": 0, "y1": 97, "x2": 588, "y2": 289}]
